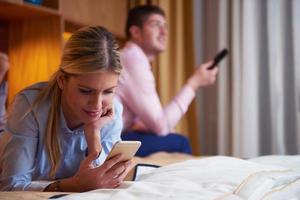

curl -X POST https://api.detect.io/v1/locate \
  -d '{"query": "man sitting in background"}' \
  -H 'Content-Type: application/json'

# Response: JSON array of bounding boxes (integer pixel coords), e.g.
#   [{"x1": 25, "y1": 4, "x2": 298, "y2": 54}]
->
[{"x1": 116, "y1": 5, "x2": 218, "y2": 156}]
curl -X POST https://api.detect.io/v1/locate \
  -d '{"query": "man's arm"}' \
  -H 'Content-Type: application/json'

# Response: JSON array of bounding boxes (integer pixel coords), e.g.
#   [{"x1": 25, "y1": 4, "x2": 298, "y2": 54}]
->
[
  {"x1": 119, "y1": 54, "x2": 195, "y2": 135},
  {"x1": 119, "y1": 46, "x2": 218, "y2": 136},
  {"x1": 187, "y1": 61, "x2": 218, "y2": 91}
]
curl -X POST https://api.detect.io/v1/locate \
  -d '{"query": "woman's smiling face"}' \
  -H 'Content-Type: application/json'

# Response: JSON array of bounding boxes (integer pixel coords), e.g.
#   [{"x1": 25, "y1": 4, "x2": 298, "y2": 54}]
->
[{"x1": 58, "y1": 70, "x2": 119, "y2": 129}]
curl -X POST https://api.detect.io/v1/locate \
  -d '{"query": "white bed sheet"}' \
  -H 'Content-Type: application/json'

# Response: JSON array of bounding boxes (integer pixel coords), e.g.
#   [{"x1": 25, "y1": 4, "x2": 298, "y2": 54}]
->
[
  {"x1": 250, "y1": 155, "x2": 300, "y2": 172},
  {"x1": 60, "y1": 156, "x2": 300, "y2": 200}
]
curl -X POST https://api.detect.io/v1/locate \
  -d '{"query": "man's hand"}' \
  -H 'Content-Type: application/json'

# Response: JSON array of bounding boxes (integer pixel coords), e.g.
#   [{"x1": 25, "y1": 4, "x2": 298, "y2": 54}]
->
[
  {"x1": 187, "y1": 61, "x2": 218, "y2": 91},
  {"x1": 130, "y1": 119, "x2": 147, "y2": 132}
]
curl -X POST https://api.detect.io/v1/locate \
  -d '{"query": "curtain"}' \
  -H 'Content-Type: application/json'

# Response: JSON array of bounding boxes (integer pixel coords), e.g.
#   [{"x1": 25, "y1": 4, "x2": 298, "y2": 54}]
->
[
  {"x1": 128, "y1": 0, "x2": 200, "y2": 154},
  {"x1": 195, "y1": 0, "x2": 300, "y2": 157}
]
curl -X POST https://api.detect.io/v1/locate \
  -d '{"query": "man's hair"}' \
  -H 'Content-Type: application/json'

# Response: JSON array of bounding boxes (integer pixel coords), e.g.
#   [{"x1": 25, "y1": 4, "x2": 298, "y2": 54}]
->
[{"x1": 126, "y1": 5, "x2": 165, "y2": 38}]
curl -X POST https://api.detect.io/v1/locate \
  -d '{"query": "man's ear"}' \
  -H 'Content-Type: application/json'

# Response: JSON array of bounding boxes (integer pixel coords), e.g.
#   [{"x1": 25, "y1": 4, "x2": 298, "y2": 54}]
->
[
  {"x1": 129, "y1": 25, "x2": 142, "y2": 41},
  {"x1": 57, "y1": 72, "x2": 66, "y2": 90}
]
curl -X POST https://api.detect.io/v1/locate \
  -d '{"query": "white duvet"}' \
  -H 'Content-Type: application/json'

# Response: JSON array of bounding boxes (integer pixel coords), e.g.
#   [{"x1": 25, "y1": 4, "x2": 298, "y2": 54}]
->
[{"x1": 61, "y1": 156, "x2": 300, "y2": 200}]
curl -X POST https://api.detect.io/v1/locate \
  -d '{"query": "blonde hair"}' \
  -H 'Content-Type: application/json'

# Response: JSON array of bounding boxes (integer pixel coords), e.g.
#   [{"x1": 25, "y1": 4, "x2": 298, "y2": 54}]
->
[{"x1": 32, "y1": 26, "x2": 121, "y2": 178}]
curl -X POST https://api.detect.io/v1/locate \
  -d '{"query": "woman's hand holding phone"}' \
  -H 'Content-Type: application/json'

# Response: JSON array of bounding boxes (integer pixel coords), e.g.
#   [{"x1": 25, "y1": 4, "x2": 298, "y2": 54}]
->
[
  {"x1": 64, "y1": 153, "x2": 132, "y2": 192},
  {"x1": 59, "y1": 141, "x2": 139, "y2": 192}
]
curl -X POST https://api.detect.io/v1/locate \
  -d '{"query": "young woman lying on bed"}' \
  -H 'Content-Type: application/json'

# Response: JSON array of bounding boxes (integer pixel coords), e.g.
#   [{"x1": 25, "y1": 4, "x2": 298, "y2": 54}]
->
[{"x1": 0, "y1": 26, "x2": 133, "y2": 192}]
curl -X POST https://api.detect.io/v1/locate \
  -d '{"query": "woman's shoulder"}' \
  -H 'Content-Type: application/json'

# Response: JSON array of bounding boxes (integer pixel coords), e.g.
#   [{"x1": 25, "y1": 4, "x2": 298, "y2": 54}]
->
[
  {"x1": 20, "y1": 82, "x2": 47, "y2": 95},
  {"x1": 100, "y1": 97, "x2": 123, "y2": 139},
  {"x1": 17, "y1": 82, "x2": 48, "y2": 104},
  {"x1": 113, "y1": 97, "x2": 123, "y2": 117},
  {"x1": 6, "y1": 82, "x2": 50, "y2": 137}
]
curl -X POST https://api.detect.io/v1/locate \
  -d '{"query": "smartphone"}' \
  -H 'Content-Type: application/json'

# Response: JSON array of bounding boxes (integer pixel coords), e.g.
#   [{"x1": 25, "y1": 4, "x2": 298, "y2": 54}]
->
[
  {"x1": 105, "y1": 141, "x2": 141, "y2": 161},
  {"x1": 207, "y1": 48, "x2": 229, "y2": 70}
]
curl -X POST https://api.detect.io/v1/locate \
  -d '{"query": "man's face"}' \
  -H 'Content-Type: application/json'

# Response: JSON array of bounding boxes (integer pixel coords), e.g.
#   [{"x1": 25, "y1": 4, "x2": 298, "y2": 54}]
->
[{"x1": 137, "y1": 14, "x2": 168, "y2": 58}]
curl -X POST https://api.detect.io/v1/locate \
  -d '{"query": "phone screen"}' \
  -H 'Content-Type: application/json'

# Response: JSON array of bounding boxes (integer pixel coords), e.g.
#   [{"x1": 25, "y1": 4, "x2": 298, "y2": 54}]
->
[{"x1": 105, "y1": 141, "x2": 141, "y2": 161}]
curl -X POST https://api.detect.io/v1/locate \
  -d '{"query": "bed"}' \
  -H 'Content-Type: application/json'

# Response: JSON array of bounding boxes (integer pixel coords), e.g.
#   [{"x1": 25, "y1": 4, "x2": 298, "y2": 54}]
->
[{"x1": 58, "y1": 155, "x2": 300, "y2": 200}]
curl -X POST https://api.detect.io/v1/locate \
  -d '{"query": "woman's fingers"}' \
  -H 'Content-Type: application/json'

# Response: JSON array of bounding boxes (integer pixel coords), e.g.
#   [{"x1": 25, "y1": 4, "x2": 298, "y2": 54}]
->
[
  {"x1": 79, "y1": 154, "x2": 97, "y2": 169},
  {"x1": 75, "y1": 155, "x2": 132, "y2": 190},
  {"x1": 101, "y1": 160, "x2": 132, "y2": 188},
  {"x1": 105, "y1": 160, "x2": 132, "y2": 180},
  {"x1": 98, "y1": 154, "x2": 124, "y2": 172}
]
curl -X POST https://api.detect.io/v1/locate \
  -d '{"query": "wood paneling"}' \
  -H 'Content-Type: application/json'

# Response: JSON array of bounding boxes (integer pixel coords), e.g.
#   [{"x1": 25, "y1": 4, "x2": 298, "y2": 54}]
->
[
  {"x1": 8, "y1": 17, "x2": 62, "y2": 103},
  {"x1": 1, "y1": 0, "x2": 128, "y2": 103},
  {"x1": 0, "y1": 22, "x2": 9, "y2": 52},
  {"x1": 0, "y1": 0, "x2": 59, "y2": 21},
  {"x1": 60, "y1": 0, "x2": 128, "y2": 38}
]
